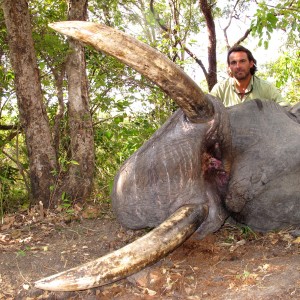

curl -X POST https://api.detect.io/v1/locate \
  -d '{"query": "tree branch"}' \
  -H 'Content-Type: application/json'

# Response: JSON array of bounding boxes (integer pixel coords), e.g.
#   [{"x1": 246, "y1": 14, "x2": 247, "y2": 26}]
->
[
  {"x1": 233, "y1": 28, "x2": 252, "y2": 47},
  {"x1": 0, "y1": 124, "x2": 20, "y2": 130},
  {"x1": 222, "y1": 0, "x2": 241, "y2": 49}
]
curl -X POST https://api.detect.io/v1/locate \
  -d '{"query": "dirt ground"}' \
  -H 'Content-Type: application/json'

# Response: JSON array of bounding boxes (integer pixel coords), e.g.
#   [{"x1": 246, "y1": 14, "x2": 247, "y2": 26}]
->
[{"x1": 0, "y1": 203, "x2": 299, "y2": 300}]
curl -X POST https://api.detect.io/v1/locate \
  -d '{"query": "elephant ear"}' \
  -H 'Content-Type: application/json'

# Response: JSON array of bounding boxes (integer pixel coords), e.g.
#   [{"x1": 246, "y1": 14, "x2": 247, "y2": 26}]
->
[{"x1": 49, "y1": 21, "x2": 214, "y2": 123}]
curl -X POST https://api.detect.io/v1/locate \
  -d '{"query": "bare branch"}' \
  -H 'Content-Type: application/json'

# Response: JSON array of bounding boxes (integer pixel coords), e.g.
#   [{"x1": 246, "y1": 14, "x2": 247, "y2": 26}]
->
[
  {"x1": 180, "y1": 44, "x2": 208, "y2": 80},
  {"x1": 150, "y1": 0, "x2": 169, "y2": 33},
  {"x1": 233, "y1": 28, "x2": 252, "y2": 47},
  {"x1": 0, "y1": 124, "x2": 20, "y2": 130},
  {"x1": 222, "y1": 0, "x2": 241, "y2": 49}
]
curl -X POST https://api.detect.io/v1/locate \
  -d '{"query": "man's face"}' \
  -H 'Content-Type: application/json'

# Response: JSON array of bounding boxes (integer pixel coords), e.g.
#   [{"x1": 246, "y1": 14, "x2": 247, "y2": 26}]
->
[{"x1": 228, "y1": 51, "x2": 254, "y2": 81}]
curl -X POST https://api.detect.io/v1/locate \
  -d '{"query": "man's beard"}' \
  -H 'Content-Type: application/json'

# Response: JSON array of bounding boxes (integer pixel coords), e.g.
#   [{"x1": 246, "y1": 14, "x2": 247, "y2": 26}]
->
[{"x1": 234, "y1": 69, "x2": 251, "y2": 80}]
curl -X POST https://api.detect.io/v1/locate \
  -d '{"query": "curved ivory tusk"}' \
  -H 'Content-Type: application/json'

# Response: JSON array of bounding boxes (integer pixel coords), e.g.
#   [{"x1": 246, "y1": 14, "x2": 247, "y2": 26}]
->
[
  {"x1": 49, "y1": 21, "x2": 214, "y2": 123},
  {"x1": 35, "y1": 204, "x2": 208, "y2": 291}
]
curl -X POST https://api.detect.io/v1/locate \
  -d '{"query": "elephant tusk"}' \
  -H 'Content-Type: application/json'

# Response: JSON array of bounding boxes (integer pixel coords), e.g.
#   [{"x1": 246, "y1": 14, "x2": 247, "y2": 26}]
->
[
  {"x1": 35, "y1": 204, "x2": 208, "y2": 291},
  {"x1": 49, "y1": 21, "x2": 214, "y2": 123}
]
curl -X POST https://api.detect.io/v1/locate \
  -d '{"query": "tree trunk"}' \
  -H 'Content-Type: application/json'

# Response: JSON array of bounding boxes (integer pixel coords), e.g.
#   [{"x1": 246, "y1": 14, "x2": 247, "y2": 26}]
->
[
  {"x1": 2, "y1": 0, "x2": 57, "y2": 207},
  {"x1": 63, "y1": 0, "x2": 95, "y2": 201},
  {"x1": 199, "y1": 0, "x2": 217, "y2": 91}
]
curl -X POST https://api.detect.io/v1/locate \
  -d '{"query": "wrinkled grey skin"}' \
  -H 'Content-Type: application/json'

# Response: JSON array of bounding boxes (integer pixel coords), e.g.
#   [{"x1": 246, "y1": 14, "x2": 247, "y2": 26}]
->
[
  {"x1": 50, "y1": 21, "x2": 300, "y2": 237},
  {"x1": 34, "y1": 21, "x2": 300, "y2": 292},
  {"x1": 226, "y1": 99, "x2": 300, "y2": 231},
  {"x1": 112, "y1": 98, "x2": 300, "y2": 234},
  {"x1": 112, "y1": 96, "x2": 232, "y2": 239}
]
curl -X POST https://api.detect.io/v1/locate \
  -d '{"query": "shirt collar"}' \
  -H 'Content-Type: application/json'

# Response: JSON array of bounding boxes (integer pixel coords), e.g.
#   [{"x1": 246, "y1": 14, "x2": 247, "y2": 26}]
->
[{"x1": 230, "y1": 75, "x2": 254, "y2": 95}]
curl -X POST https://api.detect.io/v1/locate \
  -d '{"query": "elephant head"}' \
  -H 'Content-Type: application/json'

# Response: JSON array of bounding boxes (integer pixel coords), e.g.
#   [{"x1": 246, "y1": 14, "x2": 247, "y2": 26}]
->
[{"x1": 35, "y1": 21, "x2": 300, "y2": 291}]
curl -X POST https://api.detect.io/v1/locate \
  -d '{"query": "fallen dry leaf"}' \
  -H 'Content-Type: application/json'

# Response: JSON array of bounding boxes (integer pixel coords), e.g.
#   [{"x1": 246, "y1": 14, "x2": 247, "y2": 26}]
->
[
  {"x1": 143, "y1": 287, "x2": 157, "y2": 296},
  {"x1": 292, "y1": 237, "x2": 300, "y2": 244}
]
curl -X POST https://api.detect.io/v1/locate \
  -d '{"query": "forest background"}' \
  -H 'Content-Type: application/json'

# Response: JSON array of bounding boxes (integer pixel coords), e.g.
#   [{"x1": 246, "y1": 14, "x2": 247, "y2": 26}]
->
[{"x1": 0, "y1": 0, "x2": 299, "y2": 219}]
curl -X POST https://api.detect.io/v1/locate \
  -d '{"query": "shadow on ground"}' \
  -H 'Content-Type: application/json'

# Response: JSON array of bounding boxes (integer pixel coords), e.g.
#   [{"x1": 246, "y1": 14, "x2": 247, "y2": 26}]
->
[{"x1": 0, "y1": 204, "x2": 299, "y2": 299}]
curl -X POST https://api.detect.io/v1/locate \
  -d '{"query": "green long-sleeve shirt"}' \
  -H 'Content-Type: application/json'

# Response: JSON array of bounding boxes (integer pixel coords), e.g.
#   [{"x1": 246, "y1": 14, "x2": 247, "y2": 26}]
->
[{"x1": 210, "y1": 75, "x2": 285, "y2": 107}]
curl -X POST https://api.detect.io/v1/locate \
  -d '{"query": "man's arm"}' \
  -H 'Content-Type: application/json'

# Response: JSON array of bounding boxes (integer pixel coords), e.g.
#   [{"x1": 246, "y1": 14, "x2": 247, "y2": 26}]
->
[{"x1": 210, "y1": 84, "x2": 223, "y2": 101}]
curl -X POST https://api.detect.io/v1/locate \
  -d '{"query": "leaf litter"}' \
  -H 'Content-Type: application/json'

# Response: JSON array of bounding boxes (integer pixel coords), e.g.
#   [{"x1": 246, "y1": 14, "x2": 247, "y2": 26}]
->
[{"x1": 0, "y1": 203, "x2": 299, "y2": 299}]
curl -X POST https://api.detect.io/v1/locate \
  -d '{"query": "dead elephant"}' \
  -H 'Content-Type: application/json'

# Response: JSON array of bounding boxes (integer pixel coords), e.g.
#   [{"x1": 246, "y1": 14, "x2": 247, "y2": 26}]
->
[{"x1": 35, "y1": 21, "x2": 300, "y2": 291}]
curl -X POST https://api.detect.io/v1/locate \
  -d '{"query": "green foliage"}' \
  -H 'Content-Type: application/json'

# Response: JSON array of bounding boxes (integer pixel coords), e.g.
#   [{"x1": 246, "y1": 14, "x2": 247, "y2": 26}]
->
[
  {"x1": 30, "y1": 1, "x2": 68, "y2": 61},
  {"x1": 247, "y1": 1, "x2": 300, "y2": 104},
  {"x1": 59, "y1": 191, "x2": 75, "y2": 214},
  {"x1": 1, "y1": 0, "x2": 299, "y2": 214},
  {"x1": 251, "y1": 1, "x2": 300, "y2": 49},
  {"x1": 16, "y1": 246, "x2": 32, "y2": 257},
  {"x1": 0, "y1": 161, "x2": 28, "y2": 215},
  {"x1": 239, "y1": 225, "x2": 258, "y2": 240},
  {"x1": 89, "y1": 0, "x2": 124, "y2": 26},
  {"x1": 264, "y1": 49, "x2": 300, "y2": 104},
  {"x1": 28, "y1": 1, "x2": 69, "y2": 106},
  {"x1": 94, "y1": 109, "x2": 169, "y2": 201},
  {"x1": 0, "y1": 10, "x2": 18, "y2": 119},
  {"x1": 0, "y1": 165, "x2": 18, "y2": 190}
]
